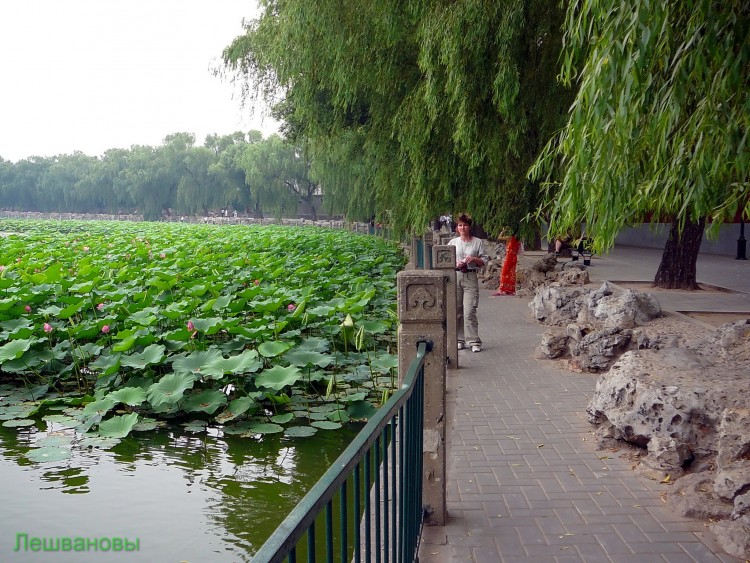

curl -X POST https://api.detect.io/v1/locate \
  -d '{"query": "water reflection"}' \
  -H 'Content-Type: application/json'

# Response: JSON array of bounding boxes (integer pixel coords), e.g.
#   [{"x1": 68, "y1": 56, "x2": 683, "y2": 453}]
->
[{"x1": 0, "y1": 422, "x2": 358, "y2": 562}]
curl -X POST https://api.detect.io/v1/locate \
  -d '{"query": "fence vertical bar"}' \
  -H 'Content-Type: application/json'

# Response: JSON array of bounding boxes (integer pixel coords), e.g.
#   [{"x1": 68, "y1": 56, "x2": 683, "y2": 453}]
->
[{"x1": 339, "y1": 483, "x2": 347, "y2": 563}]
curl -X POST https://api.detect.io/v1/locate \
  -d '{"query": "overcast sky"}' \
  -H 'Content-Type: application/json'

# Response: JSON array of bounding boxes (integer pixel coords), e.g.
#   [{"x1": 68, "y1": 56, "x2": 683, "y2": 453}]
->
[{"x1": 0, "y1": 1, "x2": 279, "y2": 162}]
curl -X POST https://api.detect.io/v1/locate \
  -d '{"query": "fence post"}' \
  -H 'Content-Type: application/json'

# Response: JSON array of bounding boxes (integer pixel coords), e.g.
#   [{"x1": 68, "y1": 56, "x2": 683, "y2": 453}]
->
[
  {"x1": 431, "y1": 245, "x2": 458, "y2": 370},
  {"x1": 397, "y1": 269, "x2": 447, "y2": 526}
]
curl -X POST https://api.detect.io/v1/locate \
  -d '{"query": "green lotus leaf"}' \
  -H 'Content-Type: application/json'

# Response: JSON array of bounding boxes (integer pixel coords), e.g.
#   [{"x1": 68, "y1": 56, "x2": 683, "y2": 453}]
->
[
  {"x1": 346, "y1": 400, "x2": 377, "y2": 420},
  {"x1": 25, "y1": 446, "x2": 72, "y2": 463},
  {"x1": 35, "y1": 435, "x2": 74, "y2": 448},
  {"x1": 258, "y1": 340, "x2": 292, "y2": 358},
  {"x1": 120, "y1": 344, "x2": 166, "y2": 369},
  {"x1": 129, "y1": 307, "x2": 159, "y2": 326},
  {"x1": 172, "y1": 349, "x2": 225, "y2": 374},
  {"x1": 214, "y1": 396, "x2": 260, "y2": 424},
  {"x1": 188, "y1": 317, "x2": 224, "y2": 335},
  {"x1": 0, "y1": 339, "x2": 32, "y2": 363},
  {"x1": 306, "y1": 305, "x2": 335, "y2": 316},
  {"x1": 211, "y1": 294, "x2": 233, "y2": 311},
  {"x1": 1, "y1": 318, "x2": 34, "y2": 338},
  {"x1": 42, "y1": 415, "x2": 80, "y2": 428},
  {"x1": 181, "y1": 390, "x2": 227, "y2": 414},
  {"x1": 82, "y1": 398, "x2": 116, "y2": 417},
  {"x1": 203, "y1": 349, "x2": 263, "y2": 378},
  {"x1": 132, "y1": 417, "x2": 161, "y2": 432},
  {"x1": 221, "y1": 421, "x2": 256, "y2": 435},
  {"x1": 311, "y1": 421, "x2": 342, "y2": 430},
  {"x1": 283, "y1": 349, "x2": 333, "y2": 368},
  {"x1": 327, "y1": 409, "x2": 350, "y2": 423},
  {"x1": 80, "y1": 436, "x2": 121, "y2": 449},
  {"x1": 242, "y1": 422, "x2": 284, "y2": 435},
  {"x1": 357, "y1": 320, "x2": 389, "y2": 334},
  {"x1": 2, "y1": 418, "x2": 36, "y2": 427},
  {"x1": 97, "y1": 412, "x2": 139, "y2": 438},
  {"x1": 248, "y1": 296, "x2": 284, "y2": 313},
  {"x1": 343, "y1": 392, "x2": 368, "y2": 403},
  {"x1": 270, "y1": 413, "x2": 294, "y2": 424},
  {"x1": 182, "y1": 421, "x2": 208, "y2": 433},
  {"x1": 106, "y1": 387, "x2": 147, "y2": 406},
  {"x1": 309, "y1": 404, "x2": 339, "y2": 413},
  {"x1": 147, "y1": 372, "x2": 196, "y2": 408},
  {"x1": 255, "y1": 365, "x2": 301, "y2": 391},
  {"x1": 0, "y1": 404, "x2": 38, "y2": 420},
  {"x1": 69, "y1": 280, "x2": 95, "y2": 293},
  {"x1": 284, "y1": 426, "x2": 317, "y2": 438},
  {"x1": 88, "y1": 353, "x2": 121, "y2": 376},
  {"x1": 370, "y1": 352, "x2": 399, "y2": 372},
  {"x1": 112, "y1": 333, "x2": 137, "y2": 352},
  {"x1": 58, "y1": 301, "x2": 85, "y2": 319},
  {"x1": 297, "y1": 336, "x2": 330, "y2": 352}
]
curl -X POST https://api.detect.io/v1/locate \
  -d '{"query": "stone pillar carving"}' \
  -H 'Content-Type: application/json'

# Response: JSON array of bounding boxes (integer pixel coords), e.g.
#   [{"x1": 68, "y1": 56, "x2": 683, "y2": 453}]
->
[
  {"x1": 431, "y1": 245, "x2": 458, "y2": 369},
  {"x1": 397, "y1": 270, "x2": 447, "y2": 526}
]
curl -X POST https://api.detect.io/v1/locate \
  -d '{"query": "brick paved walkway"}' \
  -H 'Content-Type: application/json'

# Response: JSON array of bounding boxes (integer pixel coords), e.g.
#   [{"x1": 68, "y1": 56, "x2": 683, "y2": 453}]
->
[{"x1": 418, "y1": 247, "x2": 749, "y2": 562}]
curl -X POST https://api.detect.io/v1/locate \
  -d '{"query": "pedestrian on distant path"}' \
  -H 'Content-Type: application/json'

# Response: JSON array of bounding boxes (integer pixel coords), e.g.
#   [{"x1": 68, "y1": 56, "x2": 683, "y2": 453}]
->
[
  {"x1": 448, "y1": 213, "x2": 488, "y2": 353},
  {"x1": 493, "y1": 234, "x2": 521, "y2": 296}
]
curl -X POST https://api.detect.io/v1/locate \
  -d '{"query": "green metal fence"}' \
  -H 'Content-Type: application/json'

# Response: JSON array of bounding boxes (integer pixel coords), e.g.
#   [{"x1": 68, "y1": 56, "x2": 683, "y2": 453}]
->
[{"x1": 252, "y1": 340, "x2": 432, "y2": 563}]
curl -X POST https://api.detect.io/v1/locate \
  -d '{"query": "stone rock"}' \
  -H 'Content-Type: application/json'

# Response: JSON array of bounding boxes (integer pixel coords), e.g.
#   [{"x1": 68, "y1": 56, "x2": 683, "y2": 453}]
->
[
  {"x1": 709, "y1": 517, "x2": 750, "y2": 559},
  {"x1": 587, "y1": 349, "x2": 735, "y2": 466},
  {"x1": 734, "y1": 491, "x2": 750, "y2": 519},
  {"x1": 558, "y1": 268, "x2": 590, "y2": 286},
  {"x1": 590, "y1": 289, "x2": 662, "y2": 329},
  {"x1": 570, "y1": 327, "x2": 632, "y2": 372},
  {"x1": 539, "y1": 330, "x2": 569, "y2": 359},
  {"x1": 714, "y1": 409, "x2": 750, "y2": 501},
  {"x1": 670, "y1": 472, "x2": 733, "y2": 521},
  {"x1": 566, "y1": 323, "x2": 584, "y2": 342},
  {"x1": 647, "y1": 435, "x2": 692, "y2": 473},
  {"x1": 532, "y1": 254, "x2": 558, "y2": 273},
  {"x1": 710, "y1": 319, "x2": 750, "y2": 362},
  {"x1": 529, "y1": 285, "x2": 586, "y2": 325}
]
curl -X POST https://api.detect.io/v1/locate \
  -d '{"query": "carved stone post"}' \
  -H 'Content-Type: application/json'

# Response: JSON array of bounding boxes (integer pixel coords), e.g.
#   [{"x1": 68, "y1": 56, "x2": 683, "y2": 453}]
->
[
  {"x1": 431, "y1": 245, "x2": 458, "y2": 369},
  {"x1": 397, "y1": 270, "x2": 447, "y2": 526}
]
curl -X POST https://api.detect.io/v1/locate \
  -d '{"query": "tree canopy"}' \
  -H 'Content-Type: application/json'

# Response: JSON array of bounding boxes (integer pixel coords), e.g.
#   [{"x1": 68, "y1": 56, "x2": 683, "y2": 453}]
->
[
  {"x1": 223, "y1": 0, "x2": 574, "y2": 239},
  {"x1": 531, "y1": 0, "x2": 749, "y2": 253},
  {"x1": 0, "y1": 132, "x2": 320, "y2": 221}
]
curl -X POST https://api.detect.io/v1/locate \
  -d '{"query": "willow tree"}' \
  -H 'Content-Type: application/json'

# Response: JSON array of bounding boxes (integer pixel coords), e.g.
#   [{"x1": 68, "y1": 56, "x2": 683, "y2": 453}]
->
[
  {"x1": 532, "y1": 0, "x2": 749, "y2": 289},
  {"x1": 223, "y1": 0, "x2": 573, "y2": 239}
]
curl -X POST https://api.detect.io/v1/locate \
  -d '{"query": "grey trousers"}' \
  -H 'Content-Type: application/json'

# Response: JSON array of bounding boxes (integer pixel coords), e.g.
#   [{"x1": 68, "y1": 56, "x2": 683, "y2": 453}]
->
[{"x1": 456, "y1": 270, "x2": 481, "y2": 346}]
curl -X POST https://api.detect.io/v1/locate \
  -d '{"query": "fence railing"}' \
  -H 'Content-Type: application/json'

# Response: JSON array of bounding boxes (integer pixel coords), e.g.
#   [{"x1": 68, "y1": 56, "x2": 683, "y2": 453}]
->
[{"x1": 252, "y1": 340, "x2": 433, "y2": 563}]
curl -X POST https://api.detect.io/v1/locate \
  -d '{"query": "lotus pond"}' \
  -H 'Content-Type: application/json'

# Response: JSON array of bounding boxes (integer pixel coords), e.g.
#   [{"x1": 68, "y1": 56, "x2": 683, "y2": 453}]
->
[{"x1": 0, "y1": 220, "x2": 405, "y2": 560}]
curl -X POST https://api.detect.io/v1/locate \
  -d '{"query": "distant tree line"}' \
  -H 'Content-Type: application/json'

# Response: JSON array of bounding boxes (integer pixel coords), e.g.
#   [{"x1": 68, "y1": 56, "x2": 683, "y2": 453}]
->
[{"x1": 0, "y1": 131, "x2": 325, "y2": 221}]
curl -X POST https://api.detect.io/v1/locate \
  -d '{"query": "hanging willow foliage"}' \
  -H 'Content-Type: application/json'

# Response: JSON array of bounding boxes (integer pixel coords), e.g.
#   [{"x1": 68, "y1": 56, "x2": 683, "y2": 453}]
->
[
  {"x1": 222, "y1": 0, "x2": 573, "y2": 239},
  {"x1": 531, "y1": 0, "x2": 749, "y2": 253}
]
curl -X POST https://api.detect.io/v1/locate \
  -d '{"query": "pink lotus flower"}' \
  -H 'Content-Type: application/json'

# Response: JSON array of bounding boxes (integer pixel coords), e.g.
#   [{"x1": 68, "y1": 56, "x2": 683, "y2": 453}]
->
[
  {"x1": 97, "y1": 303, "x2": 105, "y2": 311},
  {"x1": 0, "y1": 265, "x2": 4, "y2": 272},
  {"x1": 83, "y1": 246, "x2": 90, "y2": 252},
  {"x1": 187, "y1": 320, "x2": 196, "y2": 332},
  {"x1": 101, "y1": 325, "x2": 110, "y2": 334},
  {"x1": 159, "y1": 253, "x2": 166, "y2": 259},
  {"x1": 253, "y1": 279, "x2": 260, "y2": 286},
  {"x1": 43, "y1": 323, "x2": 53, "y2": 333},
  {"x1": 25, "y1": 305, "x2": 31, "y2": 313},
  {"x1": 287, "y1": 303, "x2": 296, "y2": 311}
]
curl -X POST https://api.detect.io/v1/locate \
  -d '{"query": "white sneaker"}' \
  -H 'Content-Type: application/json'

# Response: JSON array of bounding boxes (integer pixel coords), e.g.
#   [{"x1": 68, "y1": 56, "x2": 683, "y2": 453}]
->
[
  {"x1": 471, "y1": 345, "x2": 481, "y2": 353},
  {"x1": 457, "y1": 342, "x2": 465, "y2": 350}
]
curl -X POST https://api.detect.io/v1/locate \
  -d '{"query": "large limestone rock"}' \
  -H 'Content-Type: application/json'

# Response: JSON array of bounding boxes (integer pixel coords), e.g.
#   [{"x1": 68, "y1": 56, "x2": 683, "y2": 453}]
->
[{"x1": 531, "y1": 282, "x2": 662, "y2": 371}]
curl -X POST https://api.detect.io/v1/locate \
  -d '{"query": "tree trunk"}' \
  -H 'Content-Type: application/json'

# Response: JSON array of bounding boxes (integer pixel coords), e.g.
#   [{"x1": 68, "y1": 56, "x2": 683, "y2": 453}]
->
[{"x1": 652, "y1": 218, "x2": 705, "y2": 289}]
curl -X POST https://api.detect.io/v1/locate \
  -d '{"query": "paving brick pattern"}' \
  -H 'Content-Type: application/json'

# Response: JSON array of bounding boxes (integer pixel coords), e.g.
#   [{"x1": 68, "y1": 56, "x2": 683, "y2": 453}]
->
[{"x1": 418, "y1": 247, "x2": 749, "y2": 562}]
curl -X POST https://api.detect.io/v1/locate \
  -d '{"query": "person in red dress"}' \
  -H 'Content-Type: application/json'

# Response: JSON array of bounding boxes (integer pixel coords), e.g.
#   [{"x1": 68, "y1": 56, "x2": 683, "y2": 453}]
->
[{"x1": 492, "y1": 234, "x2": 521, "y2": 296}]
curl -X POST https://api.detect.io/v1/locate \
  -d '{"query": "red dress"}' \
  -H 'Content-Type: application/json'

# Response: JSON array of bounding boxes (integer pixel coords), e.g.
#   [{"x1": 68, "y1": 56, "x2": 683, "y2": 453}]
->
[{"x1": 497, "y1": 236, "x2": 520, "y2": 295}]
